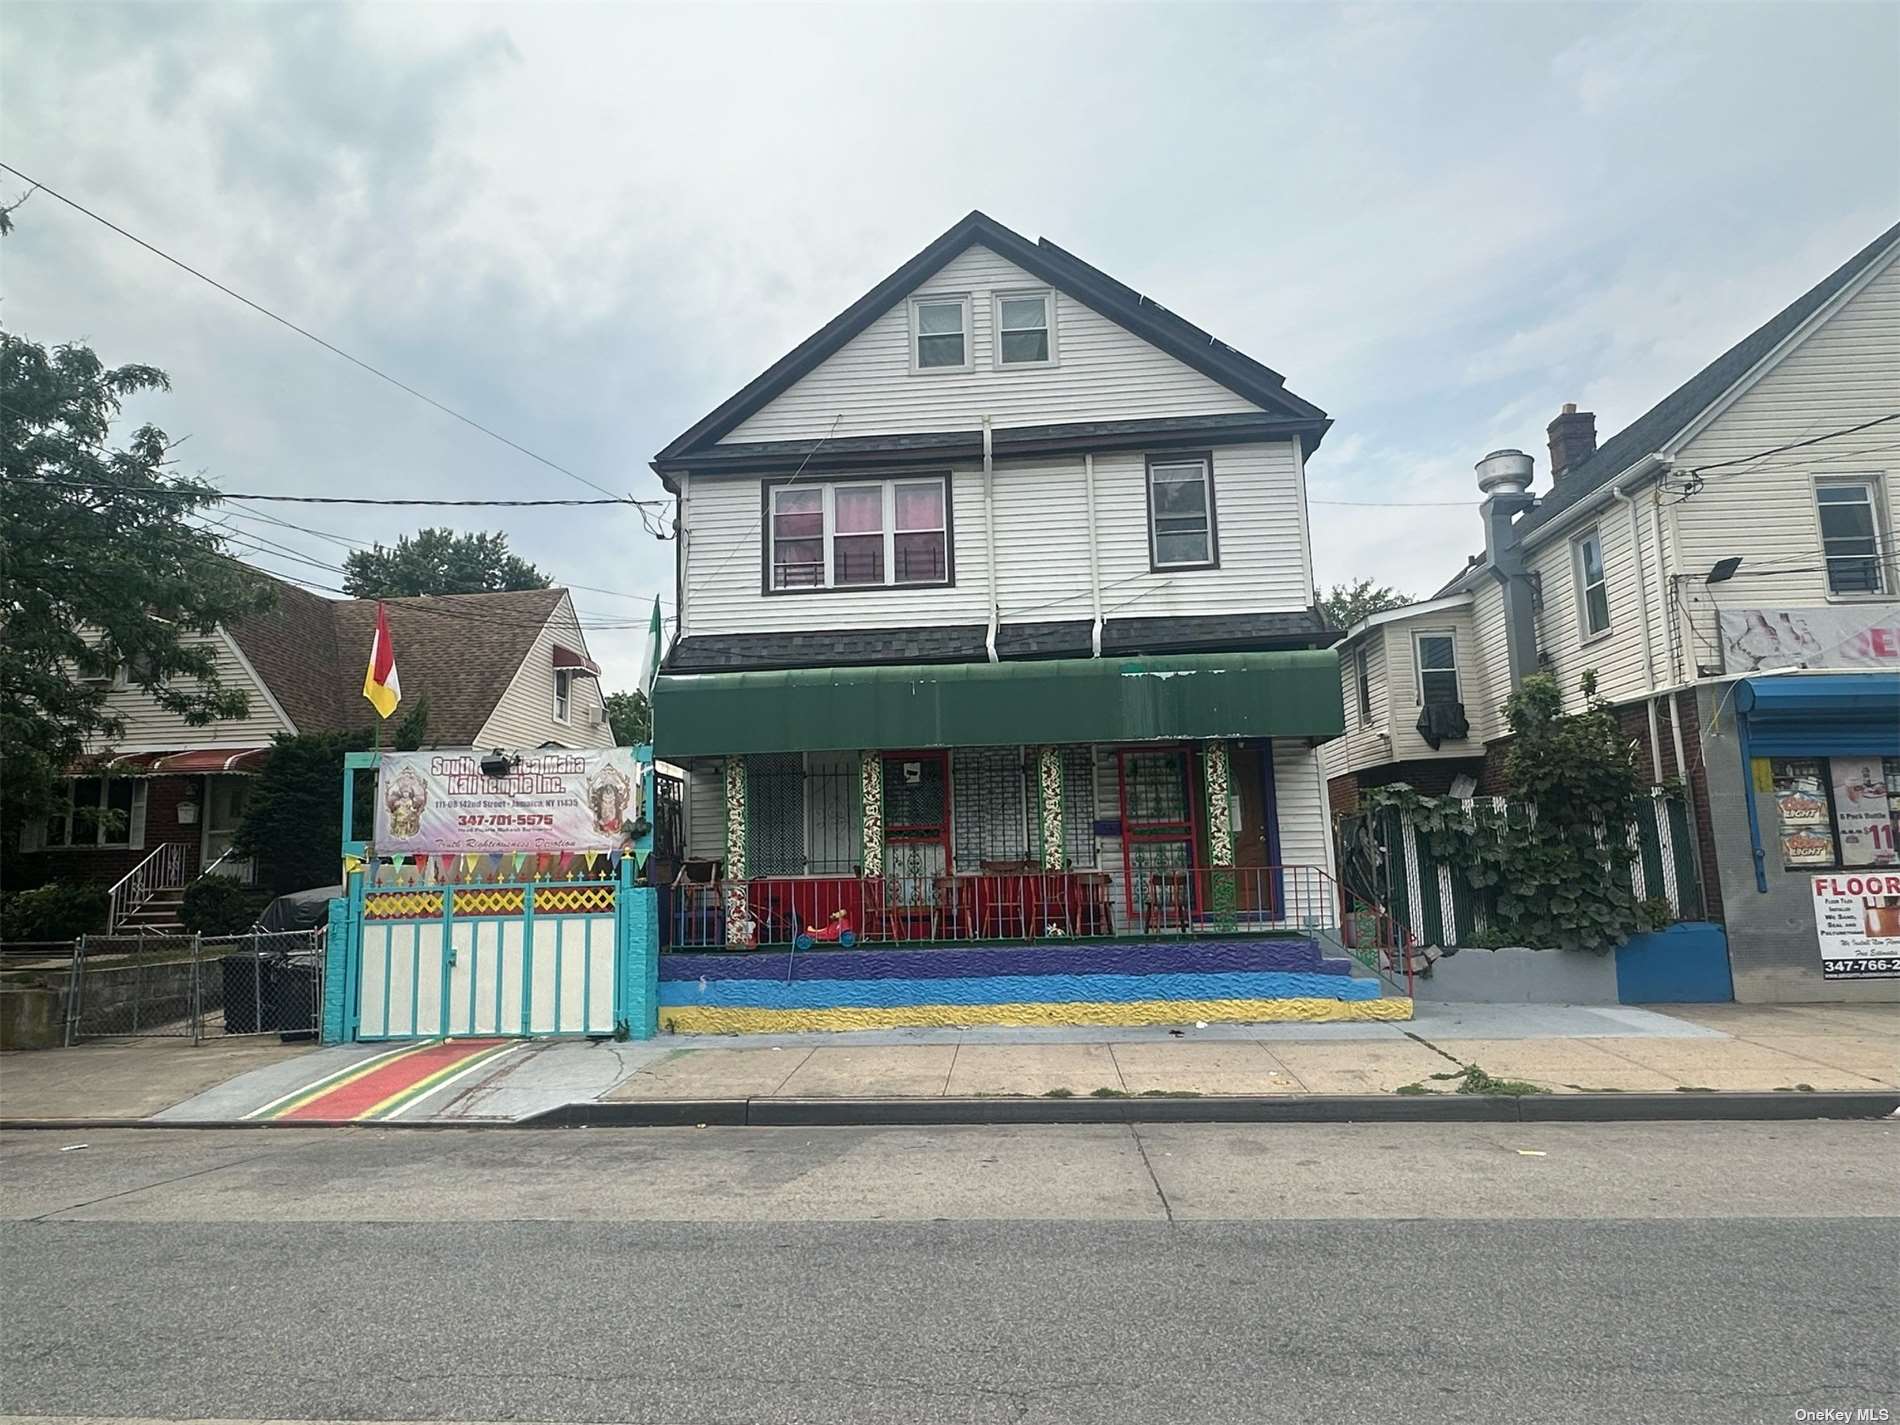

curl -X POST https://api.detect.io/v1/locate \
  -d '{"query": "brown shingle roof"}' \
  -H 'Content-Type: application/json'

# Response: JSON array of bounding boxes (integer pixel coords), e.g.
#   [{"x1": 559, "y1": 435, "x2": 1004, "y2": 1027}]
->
[{"x1": 226, "y1": 575, "x2": 568, "y2": 745}]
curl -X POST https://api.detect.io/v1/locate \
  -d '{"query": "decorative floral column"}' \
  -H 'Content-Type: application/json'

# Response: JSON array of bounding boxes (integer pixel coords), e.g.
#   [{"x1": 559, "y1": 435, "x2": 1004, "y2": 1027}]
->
[
  {"x1": 1203, "y1": 741, "x2": 1238, "y2": 929},
  {"x1": 859, "y1": 752, "x2": 884, "y2": 877},
  {"x1": 1035, "y1": 746, "x2": 1065, "y2": 870},
  {"x1": 723, "y1": 756, "x2": 751, "y2": 946}
]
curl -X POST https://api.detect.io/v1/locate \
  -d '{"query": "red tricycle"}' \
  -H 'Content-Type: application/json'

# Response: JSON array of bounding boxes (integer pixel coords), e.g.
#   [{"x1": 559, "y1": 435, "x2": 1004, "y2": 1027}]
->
[{"x1": 793, "y1": 908, "x2": 858, "y2": 950}]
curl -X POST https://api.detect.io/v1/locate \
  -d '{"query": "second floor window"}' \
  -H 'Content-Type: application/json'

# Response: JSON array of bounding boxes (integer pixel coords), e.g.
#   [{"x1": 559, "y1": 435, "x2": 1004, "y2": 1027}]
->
[
  {"x1": 1415, "y1": 633, "x2": 1459, "y2": 706},
  {"x1": 768, "y1": 477, "x2": 950, "y2": 592},
  {"x1": 1146, "y1": 455, "x2": 1218, "y2": 570},
  {"x1": 553, "y1": 669, "x2": 573, "y2": 722},
  {"x1": 1817, "y1": 478, "x2": 1888, "y2": 595},
  {"x1": 1573, "y1": 528, "x2": 1610, "y2": 637},
  {"x1": 1356, "y1": 648, "x2": 1373, "y2": 724}
]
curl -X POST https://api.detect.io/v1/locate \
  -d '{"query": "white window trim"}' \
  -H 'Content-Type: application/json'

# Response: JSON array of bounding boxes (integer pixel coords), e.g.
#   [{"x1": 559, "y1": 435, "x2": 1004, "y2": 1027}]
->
[
  {"x1": 768, "y1": 475, "x2": 951, "y2": 593},
  {"x1": 1147, "y1": 458, "x2": 1217, "y2": 571},
  {"x1": 1813, "y1": 473, "x2": 1892, "y2": 601},
  {"x1": 1571, "y1": 526, "x2": 1613, "y2": 643},
  {"x1": 992, "y1": 288, "x2": 1057, "y2": 369},
  {"x1": 1412, "y1": 630, "x2": 1460, "y2": 707},
  {"x1": 1356, "y1": 647, "x2": 1374, "y2": 726},
  {"x1": 25, "y1": 778, "x2": 148, "y2": 851},
  {"x1": 908, "y1": 293, "x2": 973, "y2": 375},
  {"x1": 553, "y1": 669, "x2": 574, "y2": 724}
]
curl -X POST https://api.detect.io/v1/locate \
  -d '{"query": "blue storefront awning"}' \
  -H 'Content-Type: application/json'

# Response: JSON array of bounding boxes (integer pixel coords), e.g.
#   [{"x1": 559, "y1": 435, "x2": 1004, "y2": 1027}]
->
[{"x1": 1733, "y1": 673, "x2": 1900, "y2": 756}]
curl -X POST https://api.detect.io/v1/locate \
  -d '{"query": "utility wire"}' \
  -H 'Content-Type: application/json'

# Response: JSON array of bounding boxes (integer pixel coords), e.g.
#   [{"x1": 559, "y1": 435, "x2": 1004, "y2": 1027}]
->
[
  {"x1": 7, "y1": 475, "x2": 637, "y2": 507},
  {"x1": 0, "y1": 160, "x2": 658, "y2": 508}
]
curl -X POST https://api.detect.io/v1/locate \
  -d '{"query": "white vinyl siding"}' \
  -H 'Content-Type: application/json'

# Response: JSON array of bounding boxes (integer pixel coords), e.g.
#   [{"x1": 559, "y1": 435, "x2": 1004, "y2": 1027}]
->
[
  {"x1": 1320, "y1": 630, "x2": 1393, "y2": 780},
  {"x1": 1272, "y1": 740, "x2": 1334, "y2": 881},
  {"x1": 1384, "y1": 608, "x2": 1486, "y2": 761},
  {"x1": 682, "y1": 442, "x2": 1310, "y2": 638},
  {"x1": 1529, "y1": 501, "x2": 1656, "y2": 707},
  {"x1": 1659, "y1": 244, "x2": 1900, "y2": 681},
  {"x1": 475, "y1": 594, "x2": 613, "y2": 751},
  {"x1": 82, "y1": 629, "x2": 294, "y2": 753},
  {"x1": 1468, "y1": 580, "x2": 1510, "y2": 741},
  {"x1": 722, "y1": 244, "x2": 1263, "y2": 444}
]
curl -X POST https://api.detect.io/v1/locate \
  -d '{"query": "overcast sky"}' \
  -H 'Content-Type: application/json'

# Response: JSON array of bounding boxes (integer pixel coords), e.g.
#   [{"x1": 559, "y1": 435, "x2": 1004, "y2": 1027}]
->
[{"x1": 5, "y1": 1, "x2": 1896, "y2": 687}]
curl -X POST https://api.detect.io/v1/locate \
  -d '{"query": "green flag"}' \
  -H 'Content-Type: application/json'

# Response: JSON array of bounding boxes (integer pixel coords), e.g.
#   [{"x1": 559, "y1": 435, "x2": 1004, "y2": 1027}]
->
[{"x1": 641, "y1": 597, "x2": 663, "y2": 699}]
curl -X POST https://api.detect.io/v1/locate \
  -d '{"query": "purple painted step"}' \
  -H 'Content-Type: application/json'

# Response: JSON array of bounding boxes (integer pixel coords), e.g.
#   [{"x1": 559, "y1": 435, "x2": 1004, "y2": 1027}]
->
[{"x1": 662, "y1": 937, "x2": 1345, "y2": 984}]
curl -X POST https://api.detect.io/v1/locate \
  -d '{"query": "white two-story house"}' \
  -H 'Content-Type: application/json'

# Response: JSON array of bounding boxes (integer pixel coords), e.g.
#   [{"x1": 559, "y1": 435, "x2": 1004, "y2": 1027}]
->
[
  {"x1": 1322, "y1": 218, "x2": 1900, "y2": 1003},
  {"x1": 648, "y1": 211, "x2": 1350, "y2": 948}
]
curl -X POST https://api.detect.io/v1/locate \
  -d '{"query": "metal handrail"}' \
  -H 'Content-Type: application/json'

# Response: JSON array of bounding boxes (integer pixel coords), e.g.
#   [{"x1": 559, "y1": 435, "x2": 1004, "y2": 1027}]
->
[
  {"x1": 199, "y1": 845, "x2": 256, "y2": 884},
  {"x1": 105, "y1": 842, "x2": 188, "y2": 933}
]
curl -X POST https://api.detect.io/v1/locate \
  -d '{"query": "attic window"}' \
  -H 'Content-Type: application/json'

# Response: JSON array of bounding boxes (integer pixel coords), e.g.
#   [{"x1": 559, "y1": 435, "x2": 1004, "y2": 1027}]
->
[
  {"x1": 911, "y1": 296, "x2": 970, "y2": 372},
  {"x1": 996, "y1": 291, "x2": 1053, "y2": 366}
]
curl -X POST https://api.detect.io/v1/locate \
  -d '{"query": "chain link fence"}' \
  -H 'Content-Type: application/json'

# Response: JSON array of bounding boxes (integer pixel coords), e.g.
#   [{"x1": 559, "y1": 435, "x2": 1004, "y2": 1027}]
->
[{"x1": 63, "y1": 929, "x2": 324, "y2": 1044}]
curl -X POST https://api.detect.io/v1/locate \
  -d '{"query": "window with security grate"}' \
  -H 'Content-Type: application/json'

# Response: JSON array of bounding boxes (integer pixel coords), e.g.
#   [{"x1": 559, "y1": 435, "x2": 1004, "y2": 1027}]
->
[
  {"x1": 952, "y1": 747, "x2": 1028, "y2": 870},
  {"x1": 746, "y1": 753, "x2": 805, "y2": 876},
  {"x1": 1059, "y1": 746, "x2": 1098, "y2": 868}
]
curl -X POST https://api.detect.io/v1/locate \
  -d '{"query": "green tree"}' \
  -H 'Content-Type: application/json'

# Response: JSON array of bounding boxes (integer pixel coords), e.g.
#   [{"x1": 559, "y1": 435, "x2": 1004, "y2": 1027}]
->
[
  {"x1": 342, "y1": 527, "x2": 550, "y2": 598},
  {"x1": 235, "y1": 695, "x2": 430, "y2": 895},
  {"x1": 1321, "y1": 578, "x2": 1413, "y2": 631},
  {"x1": 602, "y1": 689, "x2": 651, "y2": 747},
  {"x1": 1, "y1": 332, "x2": 275, "y2": 824}
]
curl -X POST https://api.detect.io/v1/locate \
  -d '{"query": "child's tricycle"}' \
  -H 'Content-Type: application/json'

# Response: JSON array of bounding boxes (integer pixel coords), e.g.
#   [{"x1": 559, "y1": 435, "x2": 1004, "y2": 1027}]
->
[{"x1": 794, "y1": 908, "x2": 858, "y2": 950}]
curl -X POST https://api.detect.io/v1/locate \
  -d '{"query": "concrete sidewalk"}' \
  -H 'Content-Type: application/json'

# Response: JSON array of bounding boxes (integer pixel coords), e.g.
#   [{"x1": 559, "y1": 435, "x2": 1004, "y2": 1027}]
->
[
  {"x1": 589, "y1": 1002, "x2": 1900, "y2": 1105},
  {"x1": 1, "y1": 1002, "x2": 1893, "y2": 1125}
]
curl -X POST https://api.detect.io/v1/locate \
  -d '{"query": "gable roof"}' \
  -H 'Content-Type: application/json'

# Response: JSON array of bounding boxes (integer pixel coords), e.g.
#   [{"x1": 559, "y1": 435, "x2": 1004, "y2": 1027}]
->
[
  {"x1": 652, "y1": 210, "x2": 1328, "y2": 476},
  {"x1": 1514, "y1": 217, "x2": 1900, "y2": 542},
  {"x1": 225, "y1": 575, "x2": 569, "y2": 745}
]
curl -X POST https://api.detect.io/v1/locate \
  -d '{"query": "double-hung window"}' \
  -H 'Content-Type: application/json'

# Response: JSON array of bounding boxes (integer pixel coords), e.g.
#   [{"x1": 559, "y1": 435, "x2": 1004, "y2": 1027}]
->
[
  {"x1": 1146, "y1": 455, "x2": 1217, "y2": 570},
  {"x1": 1816, "y1": 478, "x2": 1888, "y2": 595},
  {"x1": 995, "y1": 291, "x2": 1053, "y2": 366},
  {"x1": 23, "y1": 777, "x2": 145, "y2": 851},
  {"x1": 768, "y1": 477, "x2": 950, "y2": 591},
  {"x1": 553, "y1": 669, "x2": 573, "y2": 722},
  {"x1": 1573, "y1": 527, "x2": 1611, "y2": 638},
  {"x1": 1356, "y1": 648, "x2": 1373, "y2": 725},
  {"x1": 1415, "y1": 633, "x2": 1459, "y2": 706},
  {"x1": 911, "y1": 296, "x2": 970, "y2": 371}
]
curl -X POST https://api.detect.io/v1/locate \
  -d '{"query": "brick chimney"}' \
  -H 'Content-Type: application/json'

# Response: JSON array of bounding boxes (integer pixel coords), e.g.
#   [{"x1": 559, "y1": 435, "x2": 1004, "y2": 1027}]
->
[{"x1": 1547, "y1": 403, "x2": 1597, "y2": 482}]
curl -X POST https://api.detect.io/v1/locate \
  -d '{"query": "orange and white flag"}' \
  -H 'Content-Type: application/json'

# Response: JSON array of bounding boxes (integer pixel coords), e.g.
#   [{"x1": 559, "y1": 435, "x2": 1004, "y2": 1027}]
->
[{"x1": 362, "y1": 601, "x2": 401, "y2": 719}]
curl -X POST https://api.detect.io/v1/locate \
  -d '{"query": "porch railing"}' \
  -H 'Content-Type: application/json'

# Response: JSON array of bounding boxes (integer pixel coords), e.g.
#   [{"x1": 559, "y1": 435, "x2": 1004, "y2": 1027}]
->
[
  {"x1": 662, "y1": 866, "x2": 1416, "y2": 994},
  {"x1": 106, "y1": 842, "x2": 189, "y2": 933},
  {"x1": 199, "y1": 845, "x2": 257, "y2": 886}
]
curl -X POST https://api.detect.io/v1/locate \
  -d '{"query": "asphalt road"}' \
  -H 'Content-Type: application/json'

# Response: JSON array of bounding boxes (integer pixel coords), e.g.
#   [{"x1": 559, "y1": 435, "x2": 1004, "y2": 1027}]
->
[{"x1": 2, "y1": 1121, "x2": 1896, "y2": 1425}]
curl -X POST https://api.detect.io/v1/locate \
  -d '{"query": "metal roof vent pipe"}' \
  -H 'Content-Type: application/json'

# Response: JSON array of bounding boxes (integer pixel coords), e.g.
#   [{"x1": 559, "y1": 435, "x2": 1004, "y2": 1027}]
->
[{"x1": 1476, "y1": 449, "x2": 1540, "y2": 690}]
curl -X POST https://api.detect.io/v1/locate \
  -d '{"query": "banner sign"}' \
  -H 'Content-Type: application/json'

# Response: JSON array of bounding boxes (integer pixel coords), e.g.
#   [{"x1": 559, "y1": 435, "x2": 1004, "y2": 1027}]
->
[
  {"x1": 1719, "y1": 607, "x2": 1900, "y2": 673},
  {"x1": 374, "y1": 749, "x2": 641, "y2": 855},
  {"x1": 1810, "y1": 871, "x2": 1900, "y2": 979}
]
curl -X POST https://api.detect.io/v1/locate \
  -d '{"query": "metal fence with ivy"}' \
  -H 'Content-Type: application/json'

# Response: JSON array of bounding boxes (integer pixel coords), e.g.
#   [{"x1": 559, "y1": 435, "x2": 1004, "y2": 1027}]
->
[{"x1": 1338, "y1": 788, "x2": 1704, "y2": 952}]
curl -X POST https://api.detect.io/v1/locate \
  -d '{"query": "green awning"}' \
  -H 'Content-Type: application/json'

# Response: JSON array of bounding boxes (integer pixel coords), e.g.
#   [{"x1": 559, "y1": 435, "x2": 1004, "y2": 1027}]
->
[{"x1": 653, "y1": 650, "x2": 1343, "y2": 759}]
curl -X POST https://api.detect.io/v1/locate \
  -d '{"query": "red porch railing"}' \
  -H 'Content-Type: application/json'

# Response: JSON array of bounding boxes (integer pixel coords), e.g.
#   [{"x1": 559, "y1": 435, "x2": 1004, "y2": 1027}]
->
[{"x1": 662, "y1": 866, "x2": 1416, "y2": 995}]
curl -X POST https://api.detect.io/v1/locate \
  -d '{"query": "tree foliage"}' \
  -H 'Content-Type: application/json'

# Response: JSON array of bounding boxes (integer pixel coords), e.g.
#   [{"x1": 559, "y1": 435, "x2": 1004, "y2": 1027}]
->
[
  {"x1": 602, "y1": 689, "x2": 651, "y2": 747},
  {"x1": 1366, "y1": 672, "x2": 1669, "y2": 953},
  {"x1": 1, "y1": 332, "x2": 275, "y2": 823},
  {"x1": 342, "y1": 527, "x2": 550, "y2": 598},
  {"x1": 235, "y1": 696, "x2": 430, "y2": 896},
  {"x1": 1321, "y1": 578, "x2": 1413, "y2": 631}
]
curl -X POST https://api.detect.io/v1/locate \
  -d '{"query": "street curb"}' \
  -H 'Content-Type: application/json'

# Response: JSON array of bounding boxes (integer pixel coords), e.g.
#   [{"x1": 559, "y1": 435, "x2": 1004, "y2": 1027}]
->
[
  {"x1": 5, "y1": 1091, "x2": 1896, "y2": 1132},
  {"x1": 516, "y1": 1091, "x2": 1900, "y2": 1128}
]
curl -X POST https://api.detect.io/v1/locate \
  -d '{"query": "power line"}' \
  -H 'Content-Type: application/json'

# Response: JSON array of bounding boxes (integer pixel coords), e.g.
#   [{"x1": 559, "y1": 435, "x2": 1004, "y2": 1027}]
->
[
  {"x1": 8, "y1": 475, "x2": 640, "y2": 507},
  {"x1": 0, "y1": 160, "x2": 656, "y2": 508},
  {"x1": 1682, "y1": 412, "x2": 1900, "y2": 477}
]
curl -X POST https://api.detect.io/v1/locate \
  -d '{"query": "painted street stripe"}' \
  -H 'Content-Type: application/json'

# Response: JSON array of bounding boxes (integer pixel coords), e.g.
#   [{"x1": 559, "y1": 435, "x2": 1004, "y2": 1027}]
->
[
  {"x1": 353, "y1": 1041, "x2": 525, "y2": 1122},
  {"x1": 263, "y1": 1039, "x2": 513, "y2": 1122}
]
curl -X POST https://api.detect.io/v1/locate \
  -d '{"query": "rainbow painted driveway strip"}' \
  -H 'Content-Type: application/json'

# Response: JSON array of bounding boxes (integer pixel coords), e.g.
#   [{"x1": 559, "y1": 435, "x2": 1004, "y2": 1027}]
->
[{"x1": 247, "y1": 1038, "x2": 521, "y2": 1122}]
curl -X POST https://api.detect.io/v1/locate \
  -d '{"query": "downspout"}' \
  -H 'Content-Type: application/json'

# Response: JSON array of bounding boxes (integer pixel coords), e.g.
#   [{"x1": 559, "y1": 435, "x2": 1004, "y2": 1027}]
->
[
  {"x1": 673, "y1": 472, "x2": 690, "y2": 644},
  {"x1": 1651, "y1": 485, "x2": 1705, "y2": 897},
  {"x1": 1083, "y1": 452, "x2": 1103, "y2": 656},
  {"x1": 1614, "y1": 484, "x2": 1662, "y2": 782},
  {"x1": 982, "y1": 417, "x2": 1000, "y2": 663}
]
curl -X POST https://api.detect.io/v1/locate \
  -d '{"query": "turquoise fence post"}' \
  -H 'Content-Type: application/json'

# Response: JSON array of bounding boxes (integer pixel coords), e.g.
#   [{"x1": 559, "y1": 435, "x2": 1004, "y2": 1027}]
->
[
  {"x1": 616, "y1": 744, "x2": 660, "y2": 1039},
  {"x1": 321, "y1": 868, "x2": 363, "y2": 1044}
]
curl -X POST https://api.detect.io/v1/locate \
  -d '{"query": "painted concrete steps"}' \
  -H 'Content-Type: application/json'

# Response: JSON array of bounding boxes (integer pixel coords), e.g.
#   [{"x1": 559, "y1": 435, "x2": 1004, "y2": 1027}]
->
[{"x1": 658, "y1": 937, "x2": 1412, "y2": 1035}]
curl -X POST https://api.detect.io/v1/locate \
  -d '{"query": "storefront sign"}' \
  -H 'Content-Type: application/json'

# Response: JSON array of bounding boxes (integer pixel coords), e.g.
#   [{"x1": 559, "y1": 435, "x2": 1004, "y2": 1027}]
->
[
  {"x1": 374, "y1": 749, "x2": 640, "y2": 854},
  {"x1": 1810, "y1": 871, "x2": 1900, "y2": 979},
  {"x1": 1771, "y1": 760, "x2": 1835, "y2": 868},
  {"x1": 1719, "y1": 606, "x2": 1900, "y2": 672}
]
